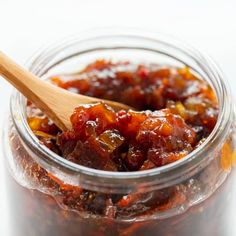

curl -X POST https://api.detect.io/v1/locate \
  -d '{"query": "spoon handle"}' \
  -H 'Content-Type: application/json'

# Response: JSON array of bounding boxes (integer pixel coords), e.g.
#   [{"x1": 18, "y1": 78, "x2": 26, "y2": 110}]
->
[{"x1": 0, "y1": 51, "x2": 72, "y2": 130}]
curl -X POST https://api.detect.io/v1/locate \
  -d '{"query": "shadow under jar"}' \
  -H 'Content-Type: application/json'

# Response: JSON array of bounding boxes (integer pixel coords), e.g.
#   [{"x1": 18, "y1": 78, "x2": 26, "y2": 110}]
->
[{"x1": 2, "y1": 29, "x2": 236, "y2": 236}]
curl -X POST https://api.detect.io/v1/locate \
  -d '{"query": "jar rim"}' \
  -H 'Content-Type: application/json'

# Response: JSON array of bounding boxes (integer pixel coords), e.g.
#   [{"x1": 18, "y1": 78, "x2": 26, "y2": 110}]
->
[{"x1": 10, "y1": 28, "x2": 233, "y2": 192}]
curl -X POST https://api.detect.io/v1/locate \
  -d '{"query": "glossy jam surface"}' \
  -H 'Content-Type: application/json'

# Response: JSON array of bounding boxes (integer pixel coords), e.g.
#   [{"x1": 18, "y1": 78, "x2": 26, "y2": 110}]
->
[{"x1": 28, "y1": 60, "x2": 218, "y2": 171}]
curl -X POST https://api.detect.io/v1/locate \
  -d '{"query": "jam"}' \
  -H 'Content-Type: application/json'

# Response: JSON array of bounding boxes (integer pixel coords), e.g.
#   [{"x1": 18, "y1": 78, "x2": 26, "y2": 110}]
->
[
  {"x1": 7, "y1": 59, "x2": 235, "y2": 236},
  {"x1": 27, "y1": 60, "x2": 218, "y2": 171}
]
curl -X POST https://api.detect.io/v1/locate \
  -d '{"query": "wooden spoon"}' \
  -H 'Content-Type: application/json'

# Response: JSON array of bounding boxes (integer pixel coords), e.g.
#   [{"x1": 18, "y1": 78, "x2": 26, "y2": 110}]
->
[{"x1": 0, "y1": 51, "x2": 132, "y2": 130}]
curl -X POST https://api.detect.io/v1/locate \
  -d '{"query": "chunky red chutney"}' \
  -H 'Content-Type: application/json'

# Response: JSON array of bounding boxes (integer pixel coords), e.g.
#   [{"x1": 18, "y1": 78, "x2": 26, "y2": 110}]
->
[{"x1": 28, "y1": 60, "x2": 218, "y2": 172}]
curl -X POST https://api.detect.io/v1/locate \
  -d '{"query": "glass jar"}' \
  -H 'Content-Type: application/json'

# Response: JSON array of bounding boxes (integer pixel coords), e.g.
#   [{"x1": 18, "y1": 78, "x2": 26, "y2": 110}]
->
[{"x1": 2, "y1": 29, "x2": 236, "y2": 236}]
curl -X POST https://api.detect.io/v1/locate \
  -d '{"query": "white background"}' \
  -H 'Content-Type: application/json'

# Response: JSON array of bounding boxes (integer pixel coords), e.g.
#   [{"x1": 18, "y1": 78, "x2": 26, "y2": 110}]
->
[{"x1": 0, "y1": 0, "x2": 236, "y2": 235}]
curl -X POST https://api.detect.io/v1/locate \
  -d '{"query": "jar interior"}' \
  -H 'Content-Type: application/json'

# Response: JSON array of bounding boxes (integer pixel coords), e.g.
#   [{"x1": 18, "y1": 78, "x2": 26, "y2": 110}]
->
[{"x1": 10, "y1": 32, "x2": 232, "y2": 194}]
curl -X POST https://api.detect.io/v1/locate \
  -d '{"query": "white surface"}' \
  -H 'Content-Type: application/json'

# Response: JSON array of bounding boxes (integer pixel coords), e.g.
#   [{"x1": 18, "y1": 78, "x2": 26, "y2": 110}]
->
[{"x1": 0, "y1": 0, "x2": 236, "y2": 235}]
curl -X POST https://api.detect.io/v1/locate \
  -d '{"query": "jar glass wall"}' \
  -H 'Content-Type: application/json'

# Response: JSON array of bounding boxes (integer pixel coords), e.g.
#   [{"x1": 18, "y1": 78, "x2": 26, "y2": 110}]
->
[{"x1": 2, "y1": 29, "x2": 236, "y2": 236}]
